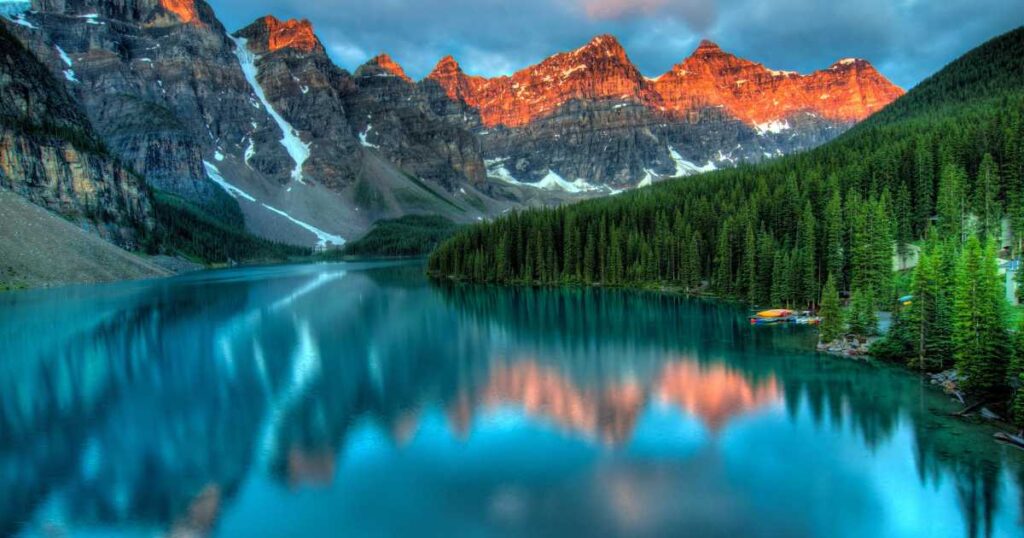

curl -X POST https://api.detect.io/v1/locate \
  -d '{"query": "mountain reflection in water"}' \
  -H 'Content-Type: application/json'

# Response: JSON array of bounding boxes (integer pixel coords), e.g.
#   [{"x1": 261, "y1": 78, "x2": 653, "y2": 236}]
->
[{"x1": 0, "y1": 261, "x2": 1022, "y2": 538}]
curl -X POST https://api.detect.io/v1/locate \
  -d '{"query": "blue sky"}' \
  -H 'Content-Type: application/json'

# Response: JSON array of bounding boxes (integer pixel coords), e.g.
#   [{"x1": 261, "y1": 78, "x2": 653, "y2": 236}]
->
[{"x1": 207, "y1": 0, "x2": 1024, "y2": 89}]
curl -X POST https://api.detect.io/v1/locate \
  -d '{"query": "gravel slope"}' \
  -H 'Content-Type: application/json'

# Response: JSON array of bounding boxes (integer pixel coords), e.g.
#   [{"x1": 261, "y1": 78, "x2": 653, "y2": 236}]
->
[{"x1": 0, "y1": 189, "x2": 170, "y2": 289}]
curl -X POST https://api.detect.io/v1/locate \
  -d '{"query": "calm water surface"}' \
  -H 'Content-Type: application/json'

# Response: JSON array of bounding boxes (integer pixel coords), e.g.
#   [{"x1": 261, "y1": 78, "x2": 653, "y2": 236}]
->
[{"x1": 1, "y1": 261, "x2": 1022, "y2": 537}]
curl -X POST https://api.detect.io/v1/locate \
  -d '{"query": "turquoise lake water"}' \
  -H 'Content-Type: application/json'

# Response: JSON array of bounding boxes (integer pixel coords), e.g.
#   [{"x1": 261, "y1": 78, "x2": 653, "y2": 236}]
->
[{"x1": 1, "y1": 261, "x2": 1022, "y2": 537}]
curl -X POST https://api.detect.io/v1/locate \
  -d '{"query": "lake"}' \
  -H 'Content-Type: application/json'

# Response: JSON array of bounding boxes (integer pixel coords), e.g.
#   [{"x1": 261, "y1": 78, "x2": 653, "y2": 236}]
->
[{"x1": 1, "y1": 261, "x2": 1022, "y2": 537}]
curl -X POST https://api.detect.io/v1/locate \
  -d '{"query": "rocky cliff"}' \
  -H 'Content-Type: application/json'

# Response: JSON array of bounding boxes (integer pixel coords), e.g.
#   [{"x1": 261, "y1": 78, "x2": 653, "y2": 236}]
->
[
  {"x1": 0, "y1": 22, "x2": 153, "y2": 249},
  {"x1": 2, "y1": 1, "x2": 904, "y2": 248},
  {"x1": 426, "y1": 35, "x2": 904, "y2": 189},
  {"x1": 231, "y1": 16, "x2": 499, "y2": 223},
  {"x1": 652, "y1": 40, "x2": 904, "y2": 127}
]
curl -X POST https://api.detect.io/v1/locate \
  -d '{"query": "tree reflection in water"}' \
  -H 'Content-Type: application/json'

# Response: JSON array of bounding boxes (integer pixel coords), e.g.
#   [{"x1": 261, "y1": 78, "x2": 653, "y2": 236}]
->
[{"x1": 0, "y1": 262, "x2": 1020, "y2": 537}]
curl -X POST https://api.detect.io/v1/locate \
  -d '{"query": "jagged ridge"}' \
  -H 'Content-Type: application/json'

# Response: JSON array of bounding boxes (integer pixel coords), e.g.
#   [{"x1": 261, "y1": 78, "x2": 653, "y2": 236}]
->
[{"x1": 425, "y1": 35, "x2": 903, "y2": 128}]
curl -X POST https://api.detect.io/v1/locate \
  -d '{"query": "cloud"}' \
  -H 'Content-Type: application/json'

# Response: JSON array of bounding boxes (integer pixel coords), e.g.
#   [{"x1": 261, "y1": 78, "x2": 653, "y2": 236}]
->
[
  {"x1": 206, "y1": 0, "x2": 1024, "y2": 88},
  {"x1": 577, "y1": 0, "x2": 716, "y2": 31}
]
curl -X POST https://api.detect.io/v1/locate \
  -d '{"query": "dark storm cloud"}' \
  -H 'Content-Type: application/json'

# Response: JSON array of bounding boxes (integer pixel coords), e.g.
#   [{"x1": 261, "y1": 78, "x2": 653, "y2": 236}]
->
[{"x1": 207, "y1": 0, "x2": 1024, "y2": 89}]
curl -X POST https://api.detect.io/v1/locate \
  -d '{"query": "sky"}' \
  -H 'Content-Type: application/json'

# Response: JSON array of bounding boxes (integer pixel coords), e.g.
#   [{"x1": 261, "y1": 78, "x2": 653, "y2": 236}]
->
[{"x1": 207, "y1": 0, "x2": 1024, "y2": 89}]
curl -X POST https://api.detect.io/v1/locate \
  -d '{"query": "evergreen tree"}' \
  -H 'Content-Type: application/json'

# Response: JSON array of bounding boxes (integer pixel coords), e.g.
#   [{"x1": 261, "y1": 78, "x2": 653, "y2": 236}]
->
[
  {"x1": 684, "y1": 233, "x2": 701, "y2": 290},
  {"x1": 895, "y1": 182, "x2": 914, "y2": 268},
  {"x1": 824, "y1": 189, "x2": 845, "y2": 289},
  {"x1": 871, "y1": 193, "x2": 896, "y2": 306},
  {"x1": 741, "y1": 224, "x2": 758, "y2": 303},
  {"x1": 819, "y1": 274, "x2": 844, "y2": 343},
  {"x1": 953, "y1": 237, "x2": 1009, "y2": 394},
  {"x1": 975, "y1": 153, "x2": 1001, "y2": 241},
  {"x1": 914, "y1": 138, "x2": 936, "y2": 237},
  {"x1": 848, "y1": 288, "x2": 878, "y2": 337},
  {"x1": 770, "y1": 250, "x2": 790, "y2": 307},
  {"x1": 937, "y1": 164, "x2": 967, "y2": 244},
  {"x1": 797, "y1": 202, "x2": 818, "y2": 307},
  {"x1": 754, "y1": 228, "x2": 775, "y2": 304},
  {"x1": 906, "y1": 240, "x2": 957, "y2": 370}
]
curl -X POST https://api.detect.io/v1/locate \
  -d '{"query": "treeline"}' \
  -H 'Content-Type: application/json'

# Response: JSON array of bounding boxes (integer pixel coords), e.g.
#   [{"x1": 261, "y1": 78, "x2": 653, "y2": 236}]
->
[
  {"x1": 430, "y1": 95, "x2": 1024, "y2": 305},
  {"x1": 329, "y1": 215, "x2": 460, "y2": 258},
  {"x1": 153, "y1": 192, "x2": 310, "y2": 264},
  {"x1": 429, "y1": 28, "x2": 1024, "y2": 313}
]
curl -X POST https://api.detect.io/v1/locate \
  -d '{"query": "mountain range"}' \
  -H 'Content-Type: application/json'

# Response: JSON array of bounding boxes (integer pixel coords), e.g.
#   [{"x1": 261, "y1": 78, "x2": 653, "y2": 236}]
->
[{"x1": 0, "y1": 0, "x2": 903, "y2": 252}]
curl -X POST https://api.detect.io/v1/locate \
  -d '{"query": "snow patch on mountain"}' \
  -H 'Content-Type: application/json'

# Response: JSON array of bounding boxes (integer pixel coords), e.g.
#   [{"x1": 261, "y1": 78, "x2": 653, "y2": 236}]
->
[
  {"x1": 232, "y1": 36, "x2": 311, "y2": 184},
  {"x1": 259, "y1": 204, "x2": 345, "y2": 249},
  {"x1": 637, "y1": 169, "x2": 657, "y2": 188},
  {"x1": 755, "y1": 120, "x2": 791, "y2": 135},
  {"x1": 535, "y1": 170, "x2": 604, "y2": 193},
  {"x1": 487, "y1": 158, "x2": 617, "y2": 194},
  {"x1": 204, "y1": 161, "x2": 255, "y2": 202},
  {"x1": 669, "y1": 146, "x2": 718, "y2": 176},
  {"x1": 244, "y1": 138, "x2": 256, "y2": 168},
  {"x1": 58, "y1": 45, "x2": 79, "y2": 83},
  {"x1": 359, "y1": 125, "x2": 380, "y2": 149},
  {"x1": 205, "y1": 161, "x2": 344, "y2": 248}
]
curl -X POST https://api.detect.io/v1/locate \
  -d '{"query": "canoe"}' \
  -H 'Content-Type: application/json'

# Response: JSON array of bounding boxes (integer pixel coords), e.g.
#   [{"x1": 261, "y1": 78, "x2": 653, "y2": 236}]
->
[{"x1": 755, "y1": 309, "x2": 794, "y2": 319}]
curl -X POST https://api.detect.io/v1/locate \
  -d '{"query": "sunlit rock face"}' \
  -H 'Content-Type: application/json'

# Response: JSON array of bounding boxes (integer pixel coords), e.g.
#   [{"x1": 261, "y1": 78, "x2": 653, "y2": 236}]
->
[
  {"x1": 158, "y1": 0, "x2": 199, "y2": 24},
  {"x1": 426, "y1": 37, "x2": 902, "y2": 130},
  {"x1": 366, "y1": 53, "x2": 412, "y2": 83},
  {"x1": 428, "y1": 35, "x2": 660, "y2": 129},
  {"x1": 240, "y1": 16, "x2": 320, "y2": 55},
  {"x1": 652, "y1": 40, "x2": 905, "y2": 126},
  {"x1": 425, "y1": 36, "x2": 902, "y2": 188}
]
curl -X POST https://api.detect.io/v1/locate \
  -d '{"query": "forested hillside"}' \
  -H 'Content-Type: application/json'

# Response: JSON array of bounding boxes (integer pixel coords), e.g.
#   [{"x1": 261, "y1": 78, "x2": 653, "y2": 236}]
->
[
  {"x1": 429, "y1": 27, "x2": 1024, "y2": 310},
  {"x1": 429, "y1": 28, "x2": 1024, "y2": 413}
]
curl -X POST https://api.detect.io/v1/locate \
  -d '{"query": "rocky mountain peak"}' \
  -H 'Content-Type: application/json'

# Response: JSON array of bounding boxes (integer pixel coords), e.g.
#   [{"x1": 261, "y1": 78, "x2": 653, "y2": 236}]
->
[
  {"x1": 828, "y1": 57, "x2": 870, "y2": 71},
  {"x1": 241, "y1": 15, "x2": 320, "y2": 54},
  {"x1": 571, "y1": 34, "x2": 630, "y2": 62},
  {"x1": 650, "y1": 39, "x2": 903, "y2": 125},
  {"x1": 159, "y1": 0, "x2": 199, "y2": 23},
  {"x1": 693, "y1": 39, "x2": 723, "y2": 54},
  {"x1": 427, "y1": 34, "x2": 658, "y2": 128},
  {"x1": 426, "y1": 55, "x2": 485, "y2": 103},
  {"x1": 675, "y1": 39, "x2": 756, "y2": 73},
  {"x1": 366, "y1": 53, "x2": 412, "y2": 82},
  {"x1": 430, "y1": 55, "x2": 463, "y2": 77}
]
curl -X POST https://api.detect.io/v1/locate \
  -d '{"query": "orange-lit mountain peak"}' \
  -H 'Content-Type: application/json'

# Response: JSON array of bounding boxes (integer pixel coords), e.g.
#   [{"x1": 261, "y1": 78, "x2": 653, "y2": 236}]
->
[
  {"x1": 430, "y1": 55, "x2": 463, "y2": 77},
  {"x1": 425, "y1": 35, "x2": 902, "y2": 130},
  {"x1": 159, "y1": 0, "x2": 200, "y2": 24},
  {"x1": 673, "y1": 39, "x2": 760, "y2": 74},
  {"x1": 656, "y1": 362, "x2": 781, "y2": 433},
  {"x1": 259, "y1": 16, "x2": 320, "y2": 53},
  {"x1": 570, "y1": 33, "x2": 630, "y2": 60},
  {"x1": 828, "y1": 57, "x2": 869, "y2": 70},
  {"x1": 367, "y1": 53, "x2": 413, "y2": 83},
  {"x1": 693, "y1": 38, "x2": 723, "y2": 54},
  {"x1": 428, "y1": 33, "x2": 657, "y2": 128},
  {"x1": 427, "y1": 55, "x2": 489, "y2": 106},
  {"x1": 652, "y1": 40, "x2": 904, "y2": 125}
]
